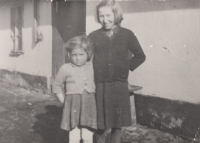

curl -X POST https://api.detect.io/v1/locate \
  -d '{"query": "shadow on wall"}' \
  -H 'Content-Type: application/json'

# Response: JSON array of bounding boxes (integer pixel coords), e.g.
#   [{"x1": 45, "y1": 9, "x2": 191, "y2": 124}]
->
[
  {"x1": 87, "y1": 0, "x2": 200, "y2": 15},
  {"x1": 134, "y1": 93, "x2": 200, "y2": 141}
]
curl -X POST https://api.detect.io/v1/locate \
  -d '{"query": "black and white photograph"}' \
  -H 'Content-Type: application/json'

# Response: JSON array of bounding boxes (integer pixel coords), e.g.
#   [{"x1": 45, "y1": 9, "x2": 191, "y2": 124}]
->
[{"x1": 0, "y1": 0, "x2": 200, "y2": 142}]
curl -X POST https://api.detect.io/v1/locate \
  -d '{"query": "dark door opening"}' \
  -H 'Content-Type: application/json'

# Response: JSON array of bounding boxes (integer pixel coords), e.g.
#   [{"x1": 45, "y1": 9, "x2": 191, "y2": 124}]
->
[{"x1": 52, "y1": 1, "x2": 86, "y2": 78}]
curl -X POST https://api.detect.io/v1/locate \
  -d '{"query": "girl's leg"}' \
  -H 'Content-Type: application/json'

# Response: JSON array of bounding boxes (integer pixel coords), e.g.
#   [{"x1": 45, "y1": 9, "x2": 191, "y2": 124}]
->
[
  {"x1": 94, "y1": 129, "x2": 111, "y2": 143},
  {"x1": 81, "y1": 128, "x2": 94, "y2": 143},
  {"x1": 111, "y1": 128, "x2": 122, "y2": 143},
  {"x1": 69, "y1": 127, "x2": 81, "y2": 143}
]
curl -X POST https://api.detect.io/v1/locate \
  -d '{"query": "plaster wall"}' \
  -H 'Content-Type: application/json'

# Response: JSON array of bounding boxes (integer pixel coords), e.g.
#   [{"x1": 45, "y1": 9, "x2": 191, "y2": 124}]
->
[
  {"x1": 0, "y1": 1, "x2": 52, "y2": 87},
  {"x1": 86, "y1": 0, "x2": 200, "y2": 103}
]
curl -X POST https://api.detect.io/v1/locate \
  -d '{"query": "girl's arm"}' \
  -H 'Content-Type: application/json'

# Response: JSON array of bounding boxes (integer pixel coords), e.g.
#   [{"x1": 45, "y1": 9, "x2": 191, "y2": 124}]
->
[
  {"x1": 128, "y1": 31, "x2": 146, "y2": 71},
  {"x1": 53, "y1": 65, "x2": 68, "y2": 104}
]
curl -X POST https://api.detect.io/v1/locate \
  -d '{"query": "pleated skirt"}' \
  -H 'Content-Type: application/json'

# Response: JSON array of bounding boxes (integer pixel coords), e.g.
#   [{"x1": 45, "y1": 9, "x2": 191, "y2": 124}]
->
[{"x1": 61, "y1": 90, "x2": 97, "y2": 131}]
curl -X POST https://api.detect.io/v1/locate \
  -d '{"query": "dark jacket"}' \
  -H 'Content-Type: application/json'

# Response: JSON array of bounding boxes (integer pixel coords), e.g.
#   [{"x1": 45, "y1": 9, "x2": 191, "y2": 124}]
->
[{"x1": 88, "y1": 26, "x2": 146, "y2": 83}]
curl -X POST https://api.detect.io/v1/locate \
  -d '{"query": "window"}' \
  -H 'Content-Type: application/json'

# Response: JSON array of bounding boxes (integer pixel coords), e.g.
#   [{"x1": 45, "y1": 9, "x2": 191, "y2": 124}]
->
[
  {"x1": 10, "y1": 5, "x2": 24, "y2": 56},
  {"x1": 33, "y1": 0, "x2": 42, "y2": 45}
]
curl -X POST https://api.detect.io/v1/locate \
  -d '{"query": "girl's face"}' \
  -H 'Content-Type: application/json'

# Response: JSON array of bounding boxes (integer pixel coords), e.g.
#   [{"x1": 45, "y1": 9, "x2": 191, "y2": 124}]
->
[
  {"x1": 69, "y1": 47, "x2": 88, "y2": 66},
  {"x1": 98, "y1": 6, "x2": 115, "y2": 30}
]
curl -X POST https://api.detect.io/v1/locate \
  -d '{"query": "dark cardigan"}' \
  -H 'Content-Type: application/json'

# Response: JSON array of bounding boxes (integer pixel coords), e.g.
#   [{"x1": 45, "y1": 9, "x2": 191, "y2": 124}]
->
[{"x1": 88, "y1": 26, "x2": 146, "y2": 83}]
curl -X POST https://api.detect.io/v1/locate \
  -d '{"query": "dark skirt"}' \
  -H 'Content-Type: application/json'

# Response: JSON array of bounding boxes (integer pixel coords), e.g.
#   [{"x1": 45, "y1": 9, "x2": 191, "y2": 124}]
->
[
  {"x1": 61, "y1": 90, "x2": 97, "y2": 131},
  {"x1": 96, "y1": 81, "x2": 132, "y2": 130}
]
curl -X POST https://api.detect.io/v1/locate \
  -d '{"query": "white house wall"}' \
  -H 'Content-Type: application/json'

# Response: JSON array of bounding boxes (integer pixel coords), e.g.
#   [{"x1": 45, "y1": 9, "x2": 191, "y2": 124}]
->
[{"x1": 0, "y1": 1, "x2": 52, "y2": 91}]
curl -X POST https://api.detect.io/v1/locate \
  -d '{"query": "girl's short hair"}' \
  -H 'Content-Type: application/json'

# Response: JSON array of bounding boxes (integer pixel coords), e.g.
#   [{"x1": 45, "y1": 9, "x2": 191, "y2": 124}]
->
[
  {"x1": 65, "y1": 35, "x2": 93, "y2": 61},
  {"x1": 95, "y1": 0, "x2": 123, "y2": 25}
]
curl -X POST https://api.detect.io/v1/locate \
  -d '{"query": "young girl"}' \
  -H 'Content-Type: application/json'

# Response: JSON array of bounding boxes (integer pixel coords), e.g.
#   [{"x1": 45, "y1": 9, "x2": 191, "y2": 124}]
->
[
  {"x1": 53, "y1": 35, "x2": 97, "y2": 143},
  {"x1": 88, "y1": 1, "x2": 146, "y2": 143}
]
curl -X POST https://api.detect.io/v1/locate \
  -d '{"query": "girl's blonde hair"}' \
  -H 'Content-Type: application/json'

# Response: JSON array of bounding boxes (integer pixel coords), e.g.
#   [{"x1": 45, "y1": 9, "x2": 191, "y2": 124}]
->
[
  {"x1": 95, "y1": 0, "x2": 123, "y2": 25},
  {"x1": 65, "y1": 35, "x2": 93, "y2": 61}
]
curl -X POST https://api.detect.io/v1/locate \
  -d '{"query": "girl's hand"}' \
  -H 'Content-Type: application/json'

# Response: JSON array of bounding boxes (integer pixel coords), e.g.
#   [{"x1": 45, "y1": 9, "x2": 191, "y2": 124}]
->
[{"x1": 55, "y1": 93, "x2": 65, "y2": 105}]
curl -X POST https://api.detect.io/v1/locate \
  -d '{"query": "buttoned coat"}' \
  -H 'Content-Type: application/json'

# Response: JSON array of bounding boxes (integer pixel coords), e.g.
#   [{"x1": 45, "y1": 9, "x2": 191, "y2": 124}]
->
[
  {"x1": 53, "y1": 63, "x2": 97, "y2": 131},
  {"x1": 88, "y1": 26, "x2": 146, "y2": 129},
  {"x1": 89, "y1": 26, "x2": 146, "y2": 83}
]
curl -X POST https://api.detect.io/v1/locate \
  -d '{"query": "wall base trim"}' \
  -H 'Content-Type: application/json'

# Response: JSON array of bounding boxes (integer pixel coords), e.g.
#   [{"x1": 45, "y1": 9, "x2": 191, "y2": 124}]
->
[
  {"x1": 0, "y1": 69, "x2": 49, "y2": 94},
  {"x1": 134, "y1": 94, "x2": 200, "y2": 141}
]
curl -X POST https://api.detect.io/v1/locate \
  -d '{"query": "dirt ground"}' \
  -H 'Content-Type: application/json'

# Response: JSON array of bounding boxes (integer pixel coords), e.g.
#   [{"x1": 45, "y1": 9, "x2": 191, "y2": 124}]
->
[{"x1": 0, "y1": 81, "x2": 192, "y2": 143}]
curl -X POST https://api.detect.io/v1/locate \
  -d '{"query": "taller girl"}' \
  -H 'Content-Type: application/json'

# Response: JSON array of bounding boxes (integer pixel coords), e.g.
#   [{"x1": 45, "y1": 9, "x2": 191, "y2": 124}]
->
[{"x1": 88, "y1": 1, "x2": 146, "y2": 143}]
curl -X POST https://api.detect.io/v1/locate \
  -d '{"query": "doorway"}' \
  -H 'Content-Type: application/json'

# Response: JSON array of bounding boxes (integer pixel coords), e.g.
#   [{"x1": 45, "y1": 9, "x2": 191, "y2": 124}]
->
[{"x1": 52, "y1": 0, "x2": 86, "y2": 77}]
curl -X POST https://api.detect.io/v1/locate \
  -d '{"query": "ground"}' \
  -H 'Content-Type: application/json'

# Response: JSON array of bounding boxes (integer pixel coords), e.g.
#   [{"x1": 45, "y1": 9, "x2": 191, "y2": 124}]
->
[{"x1": 0, "y1": 81, "x2": 191, "y2": 143}]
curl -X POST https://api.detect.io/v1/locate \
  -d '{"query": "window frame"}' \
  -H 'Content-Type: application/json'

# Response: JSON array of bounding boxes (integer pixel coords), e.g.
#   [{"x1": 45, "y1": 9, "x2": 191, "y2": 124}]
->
[
  {"x1": 33, "y1": 0, "x2": 42, "y2": 46},
  {"x1": 10, "y1": 3, "x2": 24, "y2": 56}
]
